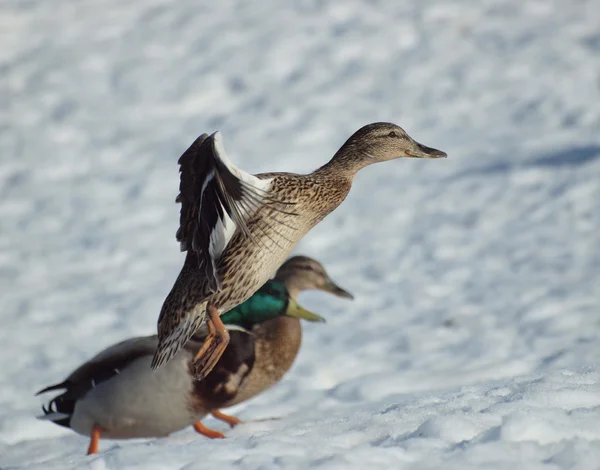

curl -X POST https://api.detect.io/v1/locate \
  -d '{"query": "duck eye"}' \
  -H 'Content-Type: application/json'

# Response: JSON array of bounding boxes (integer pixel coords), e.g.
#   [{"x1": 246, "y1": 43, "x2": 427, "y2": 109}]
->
[{"x1": 388, "y1": 131, "x2": 397, "y2": 138}]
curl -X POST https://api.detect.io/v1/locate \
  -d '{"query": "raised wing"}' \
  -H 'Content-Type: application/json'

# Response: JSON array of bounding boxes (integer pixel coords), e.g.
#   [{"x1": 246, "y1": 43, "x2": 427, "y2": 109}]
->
[{"x1": 175, "y1": 132, "x2": 274, "y2": 293}]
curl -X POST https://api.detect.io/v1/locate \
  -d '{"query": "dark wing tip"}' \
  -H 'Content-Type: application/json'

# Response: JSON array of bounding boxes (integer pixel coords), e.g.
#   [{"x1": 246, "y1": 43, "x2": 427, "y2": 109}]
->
[
  {"x1": 175, "y1": 133, "x2": 216, "y2": 250},
  {"x1": 177, "y1": 133, "x2": 211, "y2": 166}
]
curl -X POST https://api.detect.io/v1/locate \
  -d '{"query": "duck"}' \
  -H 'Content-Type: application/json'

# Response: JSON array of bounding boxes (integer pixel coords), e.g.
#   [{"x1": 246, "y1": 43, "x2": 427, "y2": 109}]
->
[
  {"x1": 37, "y1": 256, "x2": 351, "y2": 455},
  {"x1": 213, "y1": 255, "x2": 353, "y2": 412},
  {"x1": 152, "y1": 122, "x2": 446, "y2": 378}
]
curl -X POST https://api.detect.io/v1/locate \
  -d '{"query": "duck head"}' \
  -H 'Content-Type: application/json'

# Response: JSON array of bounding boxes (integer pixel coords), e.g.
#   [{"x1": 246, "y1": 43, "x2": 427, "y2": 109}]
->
[
  {"x1": 329, "y1": 122, "x2": 447, "y2": 172},
  {"x1": 274, "y1": 255, "x2": 354, "y2": 300}
]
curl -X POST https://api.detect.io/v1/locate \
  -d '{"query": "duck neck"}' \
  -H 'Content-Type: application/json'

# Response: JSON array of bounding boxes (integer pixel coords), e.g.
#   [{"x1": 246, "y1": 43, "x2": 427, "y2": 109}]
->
[
  {"x1": 283, "y1": 285, "x2": 302, "y2": 300},
  {"x1": 314, "y1": 146, "x2": 373, "y2": 180},
  {"x1": 273, "y1": 272, "x2": 304, "y2": 300}
]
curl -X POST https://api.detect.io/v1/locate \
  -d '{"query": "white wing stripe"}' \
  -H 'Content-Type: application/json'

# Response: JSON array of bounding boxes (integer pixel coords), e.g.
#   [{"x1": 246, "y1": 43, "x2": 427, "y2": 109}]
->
[
  {"x1": 199, "y1": 167, "x2": 216, "y2": 205},
  {"x1": 212, "y1": 132, "x2": 273, "y2": 192},
  {"x1": 206, "y1": 132, "x2": 274, "y2": 263},
  {"x1": 209, "y1": 213, "x2": 235, "y2": 260}
]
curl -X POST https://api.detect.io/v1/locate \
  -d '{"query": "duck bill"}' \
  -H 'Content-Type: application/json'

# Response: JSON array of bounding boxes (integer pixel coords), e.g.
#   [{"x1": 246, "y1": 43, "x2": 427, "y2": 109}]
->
[
  {"x1": 405, "y1": 141, "x2": 447, "y2": 159},
  {"x1": 286, "y1": 298, "x2": 326, "y2": 323},
  {"x1": 323, "y1": 279, "x2": 354, "y2": 300}
]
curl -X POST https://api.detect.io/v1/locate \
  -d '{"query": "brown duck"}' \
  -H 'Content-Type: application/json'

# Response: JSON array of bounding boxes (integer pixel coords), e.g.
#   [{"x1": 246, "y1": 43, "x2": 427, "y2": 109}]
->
[{"x1": 152, "y1": 122, "x2": 446, "y2": 378}]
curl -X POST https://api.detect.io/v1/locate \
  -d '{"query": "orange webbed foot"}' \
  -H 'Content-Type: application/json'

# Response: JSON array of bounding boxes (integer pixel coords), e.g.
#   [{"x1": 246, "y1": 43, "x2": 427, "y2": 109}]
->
[
  {"x1": 193, "y1": 421, "x2": 226, "y2": 439},
  {"x1": 192, "y1": 304, "x2": 230, "y2": 380},
  {"x1": 211, "y1": 409, "x2": 242, "y2": 428}
]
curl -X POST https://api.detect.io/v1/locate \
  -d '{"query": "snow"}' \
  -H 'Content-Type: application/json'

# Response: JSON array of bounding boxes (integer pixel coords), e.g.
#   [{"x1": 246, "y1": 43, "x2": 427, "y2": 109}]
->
[{"x1": 2, "y1": 0, "x2": 600, "y2": 468}]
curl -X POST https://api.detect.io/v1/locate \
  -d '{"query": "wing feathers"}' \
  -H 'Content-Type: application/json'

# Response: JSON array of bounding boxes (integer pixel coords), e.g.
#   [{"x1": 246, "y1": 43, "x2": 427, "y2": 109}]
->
[
  {"x1": 175, "y1": 131, "x2": 290, "y2": 293},
  {"x1": 154, "y1": 132, "x2": 300, "y2": 371}
]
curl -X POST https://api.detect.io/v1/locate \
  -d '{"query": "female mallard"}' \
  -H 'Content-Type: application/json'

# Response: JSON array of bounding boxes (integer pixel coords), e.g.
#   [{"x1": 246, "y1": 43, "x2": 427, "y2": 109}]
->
[
  {"x1": 153, "y1": 122, "x2": 446, "y2": 378},
  {"x1": 36, "y1": 257, "x2": 349, "y2": 454}
]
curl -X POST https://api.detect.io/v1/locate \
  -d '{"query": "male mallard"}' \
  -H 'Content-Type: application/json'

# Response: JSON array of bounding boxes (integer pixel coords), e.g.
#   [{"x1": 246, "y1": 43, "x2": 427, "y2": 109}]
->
[
  {"x1": 153, "y1": 122, "x2": 446, "y2": 378},
  {"x1": 36, "y1": 256, "x2": 349, "y2": 454},
  {"x1": 211, "y1": 255, "x2": 353, "y2": 415}
]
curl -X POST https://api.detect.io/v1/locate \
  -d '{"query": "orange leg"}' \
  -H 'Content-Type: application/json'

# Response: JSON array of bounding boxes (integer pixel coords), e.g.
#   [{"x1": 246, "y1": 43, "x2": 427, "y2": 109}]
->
[
  {"x1": 193, "y1": 421, "x2": 226, "y2": 439},
  {"x1": 211, "y1": 409, "x2": 242, "y2": 428},
  {"x1": 87, "y1": 424, "x2": 102, "y2": 455},
  {"x1": 192, "y1": 304, "x2": 230, "y2": 380}
]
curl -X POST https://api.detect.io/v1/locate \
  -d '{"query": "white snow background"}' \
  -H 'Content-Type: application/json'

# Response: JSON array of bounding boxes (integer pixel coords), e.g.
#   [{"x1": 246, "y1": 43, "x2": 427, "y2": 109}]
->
[{"x1": 2, "y1": 0, "x2": 600, "y2": 468}]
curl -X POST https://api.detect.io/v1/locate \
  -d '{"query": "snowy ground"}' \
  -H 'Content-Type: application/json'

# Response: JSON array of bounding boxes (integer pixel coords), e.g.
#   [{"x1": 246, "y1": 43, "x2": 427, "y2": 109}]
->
[{"x1": 2, "y1": 0, "x2": 600, "y2": 468}]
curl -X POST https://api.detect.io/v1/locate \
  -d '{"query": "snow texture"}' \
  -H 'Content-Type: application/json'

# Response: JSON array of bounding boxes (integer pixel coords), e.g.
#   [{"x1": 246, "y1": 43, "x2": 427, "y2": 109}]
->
[{"x1": 2, "y1": 0, "x2": 600, "y2": 468}]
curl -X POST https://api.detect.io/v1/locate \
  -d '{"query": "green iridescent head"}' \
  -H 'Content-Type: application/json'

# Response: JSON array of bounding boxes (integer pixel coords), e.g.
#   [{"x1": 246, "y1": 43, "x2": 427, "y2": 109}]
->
[{"x1": 220, "y1": 280, "x2": 325, "y2": 329}]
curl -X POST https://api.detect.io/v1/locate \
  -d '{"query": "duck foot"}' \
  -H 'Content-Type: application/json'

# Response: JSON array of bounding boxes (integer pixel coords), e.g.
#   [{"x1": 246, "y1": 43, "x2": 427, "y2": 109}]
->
[
  {"x1": 192, "y1": 304, "x2": 230, "y2": 380},
  {"x1": 87, "y1": 424, "x2": 102, "y2": 455},
  {"x1": 193, "y1": 421, "x2": 226, "y2": 439},
  {"x1": 211, "y1": 409, "x2": 241, "y2": 428}
]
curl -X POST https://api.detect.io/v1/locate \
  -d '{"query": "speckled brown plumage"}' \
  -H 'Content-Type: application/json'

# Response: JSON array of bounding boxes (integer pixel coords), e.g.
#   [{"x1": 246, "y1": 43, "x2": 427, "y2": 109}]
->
[{"x1": 153, "y1": 122, "x2": 447, "y2": 377}]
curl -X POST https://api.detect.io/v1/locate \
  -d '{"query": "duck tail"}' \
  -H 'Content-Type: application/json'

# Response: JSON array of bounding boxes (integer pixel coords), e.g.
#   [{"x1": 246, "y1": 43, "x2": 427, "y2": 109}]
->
[
  {"x1": 36, "y1": 390, "x2": 73, "y2": 428},
  {"x1": 151, "y1": 305, "x2": 206, "y2": 371}
]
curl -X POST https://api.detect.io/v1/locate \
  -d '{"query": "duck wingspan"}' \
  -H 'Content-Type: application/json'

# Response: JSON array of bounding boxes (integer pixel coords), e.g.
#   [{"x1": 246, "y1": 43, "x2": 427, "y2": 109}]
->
[{"x1": 175, "y1": 132, "x2": 276, "y2": 293}]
